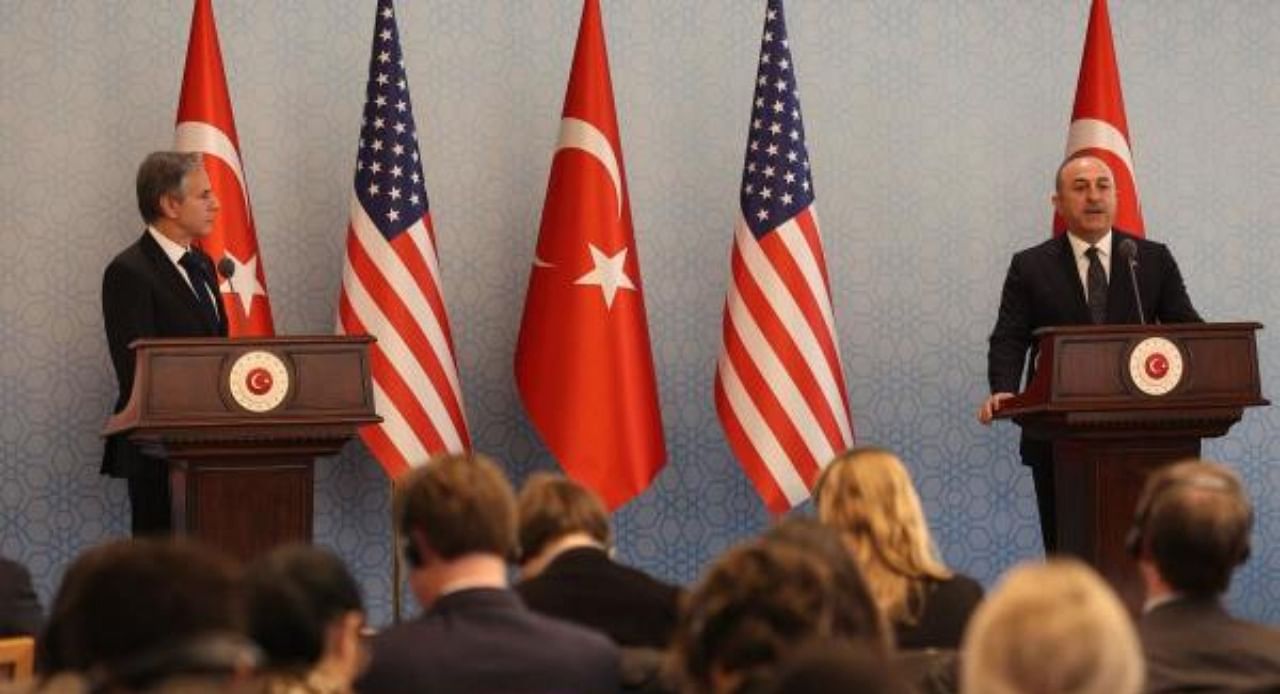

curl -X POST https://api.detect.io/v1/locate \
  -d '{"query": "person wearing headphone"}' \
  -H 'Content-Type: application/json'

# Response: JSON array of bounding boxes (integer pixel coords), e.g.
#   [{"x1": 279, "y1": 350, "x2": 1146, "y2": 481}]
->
[
  {"x1": 1128, "y1": 459, "x2": 1280, "y2": 693},
  {"x1": 356, "y1": 454, "x2": 620, "y2": 694}
]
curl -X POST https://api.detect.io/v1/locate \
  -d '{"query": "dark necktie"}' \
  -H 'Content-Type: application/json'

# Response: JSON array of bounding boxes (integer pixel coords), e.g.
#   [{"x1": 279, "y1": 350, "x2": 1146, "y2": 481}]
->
[
  {"x1": 178, "y1": 251, "x2": 219, "y2": 328},
  {"x1": 1085, "y1": 245, "x2": 1108, "y2": 324}
]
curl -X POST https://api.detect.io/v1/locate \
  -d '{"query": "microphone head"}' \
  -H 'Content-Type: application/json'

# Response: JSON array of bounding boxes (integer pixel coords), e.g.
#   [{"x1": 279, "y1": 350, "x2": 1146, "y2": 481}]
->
[
  {"x1": 217, "y1": 258, "x2": 236, "y2": 279},
  {"x1": 1118, "y1": 238, "x2": 1138, "y2": 263}
]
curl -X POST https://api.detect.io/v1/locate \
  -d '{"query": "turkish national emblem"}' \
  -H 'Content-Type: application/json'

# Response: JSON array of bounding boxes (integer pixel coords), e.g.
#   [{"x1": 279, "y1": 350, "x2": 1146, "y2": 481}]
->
[
  {"x1": 514, "y1": 0, "x2": 666, "y2": 510},
  {"x1": 175, "y1": 0, "x2": 275, "y2": 335}
]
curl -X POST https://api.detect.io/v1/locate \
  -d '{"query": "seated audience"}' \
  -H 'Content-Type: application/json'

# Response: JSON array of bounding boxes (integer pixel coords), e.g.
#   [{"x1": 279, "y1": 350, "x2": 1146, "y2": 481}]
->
[
  {"x1": 814, "y1": 446, "x2": 982, "y2": 649},
  {"x1": 0, "y1": 555, "x2": 43, "y2": 637},
  {"x1": 1129, "y1": 459, "x2": 1280, "y2": 693},
  {"x1": 960, "y1": 558, "x2": 1143, "y2": 694},
  {"x1": 244, "y1": 545, "x2": 367, "y2": 694},
  {"x1": 356, "y1": 453, "x2": 619, "y2": 694},
  {"x1": 672, "y1": 540, "x2": 847, "y2": 694},
  {"x1": 37, "y1": 539, "x2": 257, "y2": 693},
  {"x1": 515, "y1": 472, "x2": 681, "y2": 649}
]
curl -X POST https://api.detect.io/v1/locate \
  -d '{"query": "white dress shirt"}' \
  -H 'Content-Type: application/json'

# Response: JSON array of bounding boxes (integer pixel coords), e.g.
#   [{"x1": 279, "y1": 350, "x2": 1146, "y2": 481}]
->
[
  {"x1": 1065, "y1": 229, "x2": 1113, "y2": 302},
  {"x1": 147, "y1": 226, "x2": 219, "y2": 319}
]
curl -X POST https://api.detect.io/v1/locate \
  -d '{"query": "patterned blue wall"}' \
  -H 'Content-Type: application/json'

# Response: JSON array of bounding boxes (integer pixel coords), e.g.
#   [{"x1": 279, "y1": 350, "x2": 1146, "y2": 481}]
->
[{"x1": 1, "y1": 0, "x2": 1277, "y2": 626}]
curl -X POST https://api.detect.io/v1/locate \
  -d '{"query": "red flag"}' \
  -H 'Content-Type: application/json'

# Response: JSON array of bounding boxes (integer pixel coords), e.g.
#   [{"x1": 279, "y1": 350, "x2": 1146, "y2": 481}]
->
[
  {"x1": 515, "y1": 0, "x2": 665, "y2": 510},
  {"x1": 1054, "y1": 0, "x2": 1144, "y2": 237},
  {"x1": 175, "y1": 0, "x2": 275, "y2": 335}
]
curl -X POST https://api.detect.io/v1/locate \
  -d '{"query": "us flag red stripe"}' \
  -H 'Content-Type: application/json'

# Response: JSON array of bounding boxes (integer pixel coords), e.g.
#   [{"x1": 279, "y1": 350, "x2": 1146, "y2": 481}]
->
[
  {"x1": 715, "y1": 0, "x2": 853, "y2": 513},
  {"x1": 336, "y1": 0, "x2": 470, "y2": 478}
]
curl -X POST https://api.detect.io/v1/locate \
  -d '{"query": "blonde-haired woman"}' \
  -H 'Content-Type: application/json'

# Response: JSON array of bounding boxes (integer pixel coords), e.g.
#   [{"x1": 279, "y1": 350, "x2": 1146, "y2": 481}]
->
[
  {"x1": 960, "y1": 558, "x2": 1143, "y2": 694},
  {"x1": 815, "y1": 446, "x2": 983, "y2": 649}
]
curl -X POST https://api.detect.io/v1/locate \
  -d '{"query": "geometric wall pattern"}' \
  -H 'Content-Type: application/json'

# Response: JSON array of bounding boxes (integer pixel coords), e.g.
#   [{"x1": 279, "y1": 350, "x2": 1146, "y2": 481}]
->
[{"x1": 1, "y1": 1, "x2": 1277, "y2": 626}]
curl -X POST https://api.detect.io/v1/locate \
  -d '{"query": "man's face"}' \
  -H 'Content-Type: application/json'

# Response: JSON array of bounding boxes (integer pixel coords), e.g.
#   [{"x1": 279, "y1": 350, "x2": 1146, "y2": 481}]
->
[
  {"x1": 164, "y1": 166, "x2": 219, "y2": 241},
  {"x1": 1052, "y1": 156, "x2": 1115, "y2": 241}
]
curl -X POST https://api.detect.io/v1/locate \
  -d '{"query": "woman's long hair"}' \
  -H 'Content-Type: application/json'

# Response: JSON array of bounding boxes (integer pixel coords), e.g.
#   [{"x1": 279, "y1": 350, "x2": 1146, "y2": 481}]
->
[{"x1": 814, "y1": 446, "x2": 952, "y2": 625}]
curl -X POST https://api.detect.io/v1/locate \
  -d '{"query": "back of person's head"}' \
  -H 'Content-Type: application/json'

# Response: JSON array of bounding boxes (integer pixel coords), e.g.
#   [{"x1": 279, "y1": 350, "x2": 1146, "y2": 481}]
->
[
  {"x1": 396, "y1": 452, "x2": 517, "y2": 563},
  {"x1": 672, "y1": 541, "x2": 839, "y2": 694},
  {"x1": 516, "y1": 472, "x2": 611, "y2": 565},
  {"x1": 40, "y1": 539, "x2": 253, "y2": 689},
  {"x1": 960, "y1": 558, "x2": 1143, "y2": 694},
  {"x1": 761, "y1": 639, "x2": 906, "y2": 694},
  {"x1": 1129, "y1": 459, "x2": 1253, "y2": 597},
  {"x1": 813, "y1": 446, "x2": 952, "y2": 623},
  {"x1": 761, "y1": 518, "x2": 889, "y2": 652},
  {"x1": 243, "y1": 545, "x2": 363, "y2": 673}
]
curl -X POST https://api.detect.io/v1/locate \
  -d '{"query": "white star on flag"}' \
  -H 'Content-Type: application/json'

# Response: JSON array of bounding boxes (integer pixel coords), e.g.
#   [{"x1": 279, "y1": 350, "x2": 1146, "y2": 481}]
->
[
  {"x1": 573, "y1": 243, "x2": 635, "y2": 310},
  {"x1": 217, "y1": 252, "x2": 268, "y2": 316}
]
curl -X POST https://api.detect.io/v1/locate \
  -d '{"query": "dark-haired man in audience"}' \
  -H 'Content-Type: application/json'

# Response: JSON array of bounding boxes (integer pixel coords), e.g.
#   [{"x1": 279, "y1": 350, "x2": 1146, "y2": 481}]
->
[
  {"x1": 39, "y1": 539, "x2": 257, "y2": 691},
  {"x1": 515, "y1": 472, "x2": 681, "y2": 649},
  {"x1": 358, "y1": 454, "x2": 619, "y2": 694},
  {"x1": 1131, "y1": 460, "x2": 1280, "y2": 693},
  {"x1": 0, "y1": 555, "x2": 43, "y2": 638}
]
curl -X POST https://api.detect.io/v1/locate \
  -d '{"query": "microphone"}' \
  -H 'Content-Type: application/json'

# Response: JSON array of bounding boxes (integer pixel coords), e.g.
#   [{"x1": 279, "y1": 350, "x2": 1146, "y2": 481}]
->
[
  {"x1": 217, "y1": 257, "x2": 237, "y2": 295},
  {"x1": 1118, "y1": 239, "x2": 1145, "y2": 324}
]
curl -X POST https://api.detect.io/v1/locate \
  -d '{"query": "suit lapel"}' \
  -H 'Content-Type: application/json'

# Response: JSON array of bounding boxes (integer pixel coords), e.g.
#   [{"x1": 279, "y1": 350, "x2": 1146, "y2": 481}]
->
[
  {"x1": 138, "y1": 231, "x2": 219, "y2": 334},
  {"x1": 1053, "y1": 234, "x2": 1092, "y2": 323}
]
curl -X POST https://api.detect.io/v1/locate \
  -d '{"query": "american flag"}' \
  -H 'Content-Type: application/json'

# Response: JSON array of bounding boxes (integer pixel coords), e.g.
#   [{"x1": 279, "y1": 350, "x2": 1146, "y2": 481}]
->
[
  {"x1": 714, "y1": 0, "x2": 853, "y2": 513},
  {"x1": 337, "y1": 0, "x2": 470, "y2": 477}
]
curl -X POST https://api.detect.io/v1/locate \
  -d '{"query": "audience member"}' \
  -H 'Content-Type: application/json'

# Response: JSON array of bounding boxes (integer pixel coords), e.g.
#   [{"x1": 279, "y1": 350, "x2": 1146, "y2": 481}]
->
[
  {"x1": 760, "y1": 518, "x2": 889, "y2": 653},
  {"x1": 671, "y1": 541, "x2": 842, "y2": 694},
  {"x1": 244, "y1": 545, "x2": 367, "y2": 694},
  {"x1": 1129, "y1": 459, "x2": 1280, "y2": 693},
  {"x1": 37, "y1": 539, "x2": 257, "y2": 693},
  {"x1": 815, "y1": 447, "x2": 982, "y2": 649},
  {"x1": 0, "y1": 555, "x2": 43, "y2": 637},
  {"x1": 515, "y1": 472, "x2": 681, "y2": 649},
  {"x1": 960, "y1": 558, "x2": 1142, "y2": 694},
  {"x1": 356, "y1": 453, "x2": 619, "y2": 694}
]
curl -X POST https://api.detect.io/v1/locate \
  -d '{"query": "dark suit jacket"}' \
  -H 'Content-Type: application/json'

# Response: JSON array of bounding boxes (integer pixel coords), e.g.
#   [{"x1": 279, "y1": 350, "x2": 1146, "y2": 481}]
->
[
  {"x1": 987, "y1": 231, "x2": 1200, "y2": 462},
  {"x1": 1139, "y1": 596, "x2": 1280, "y2": 693},
  {"x1": 894, "y1": 573, "x2": 984, "y2": 650},
  {"x1": 101, "y1": 231, "x2": 227, "y2": 478},
  {"x1": 357, "y1": 588, "x2": 620, "y2": 694},
  {"x1": 516, "y1": 546, "x2": 682, "y2": 648},
  {"x1": 0, "y1": 557, "x2": 43, "y2": 637}
]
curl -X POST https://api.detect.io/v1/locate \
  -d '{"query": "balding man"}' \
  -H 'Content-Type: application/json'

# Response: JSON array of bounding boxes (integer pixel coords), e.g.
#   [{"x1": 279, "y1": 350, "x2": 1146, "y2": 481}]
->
[
  {"x1": 1131, "y1": 460, "x2": 1280, "y2": 692},
  {"x1": 977, "y1": 155, "x2": 1201, "y2": 551}
]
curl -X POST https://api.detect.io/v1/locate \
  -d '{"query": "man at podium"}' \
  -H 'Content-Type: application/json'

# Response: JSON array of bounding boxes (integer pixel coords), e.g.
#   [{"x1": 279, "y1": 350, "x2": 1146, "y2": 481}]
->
[
  {"x1": 977, "y1": 154, "x2": 1201, "y2": 552},
  {"x1": 101, "y1": 152, "x2": 229, "y2": 535}
]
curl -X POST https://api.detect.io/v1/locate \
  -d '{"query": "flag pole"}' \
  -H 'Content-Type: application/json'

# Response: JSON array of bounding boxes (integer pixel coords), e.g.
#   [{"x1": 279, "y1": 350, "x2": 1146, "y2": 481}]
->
[{"x1": 390, "y1": 476, "x2": 403, "y2": 625}]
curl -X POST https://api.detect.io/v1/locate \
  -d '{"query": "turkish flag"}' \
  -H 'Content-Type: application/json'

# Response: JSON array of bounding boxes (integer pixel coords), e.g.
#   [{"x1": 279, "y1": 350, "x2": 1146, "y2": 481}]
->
[
  {"x1": 514, "y1": 0, "x2": 666, "y2": 510},
  {"x1": 175, "y1": 0, "x2": 275, "y2": 335},
  {"x1": 1054, "y1": 0, "x2": 1144, "y2": 238}
]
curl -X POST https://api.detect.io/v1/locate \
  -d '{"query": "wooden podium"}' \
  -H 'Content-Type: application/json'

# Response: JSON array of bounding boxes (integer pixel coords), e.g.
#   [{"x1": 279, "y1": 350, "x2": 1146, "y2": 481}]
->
[
  {"x1": 995, "y1": 322, "x2": 1266, "y2": 608},
  {"x1": 103, "y1": 336, "x2": 380, "y2": 561}
]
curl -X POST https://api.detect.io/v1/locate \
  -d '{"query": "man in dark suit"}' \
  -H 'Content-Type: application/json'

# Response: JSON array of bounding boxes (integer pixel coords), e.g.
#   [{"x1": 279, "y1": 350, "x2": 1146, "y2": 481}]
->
[
  {"x1": 357, "y1": 454, "x2": 619, "y2": 694},
  {"x1": 515, "y1": 472, "x2": 681, "y2": 649},
  {"x1": 1131, "y1": 460, "x2": 1280, "y2": 692},
  {"x1": 102, "y1": 152, "x2": 227, "y2": 535},
  {"x1": 0, "y1": 556, "x2": 43, "y2": 637},
  {"x1": 978, "y1": 155, "x2": 1201, "y2": 551}
]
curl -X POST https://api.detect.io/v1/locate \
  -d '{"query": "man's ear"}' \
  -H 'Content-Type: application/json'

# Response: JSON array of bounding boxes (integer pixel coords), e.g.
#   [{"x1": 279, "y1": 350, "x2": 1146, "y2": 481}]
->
[{"x1": 157, "y1": 192, "x2": 182, "y2": 220}]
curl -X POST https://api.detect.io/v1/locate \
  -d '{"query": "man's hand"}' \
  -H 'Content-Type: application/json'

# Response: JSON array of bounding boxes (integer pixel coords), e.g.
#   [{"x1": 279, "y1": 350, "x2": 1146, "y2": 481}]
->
[{"x1": 977, "y1": 392, "x2": 1014, "y2": 425}]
